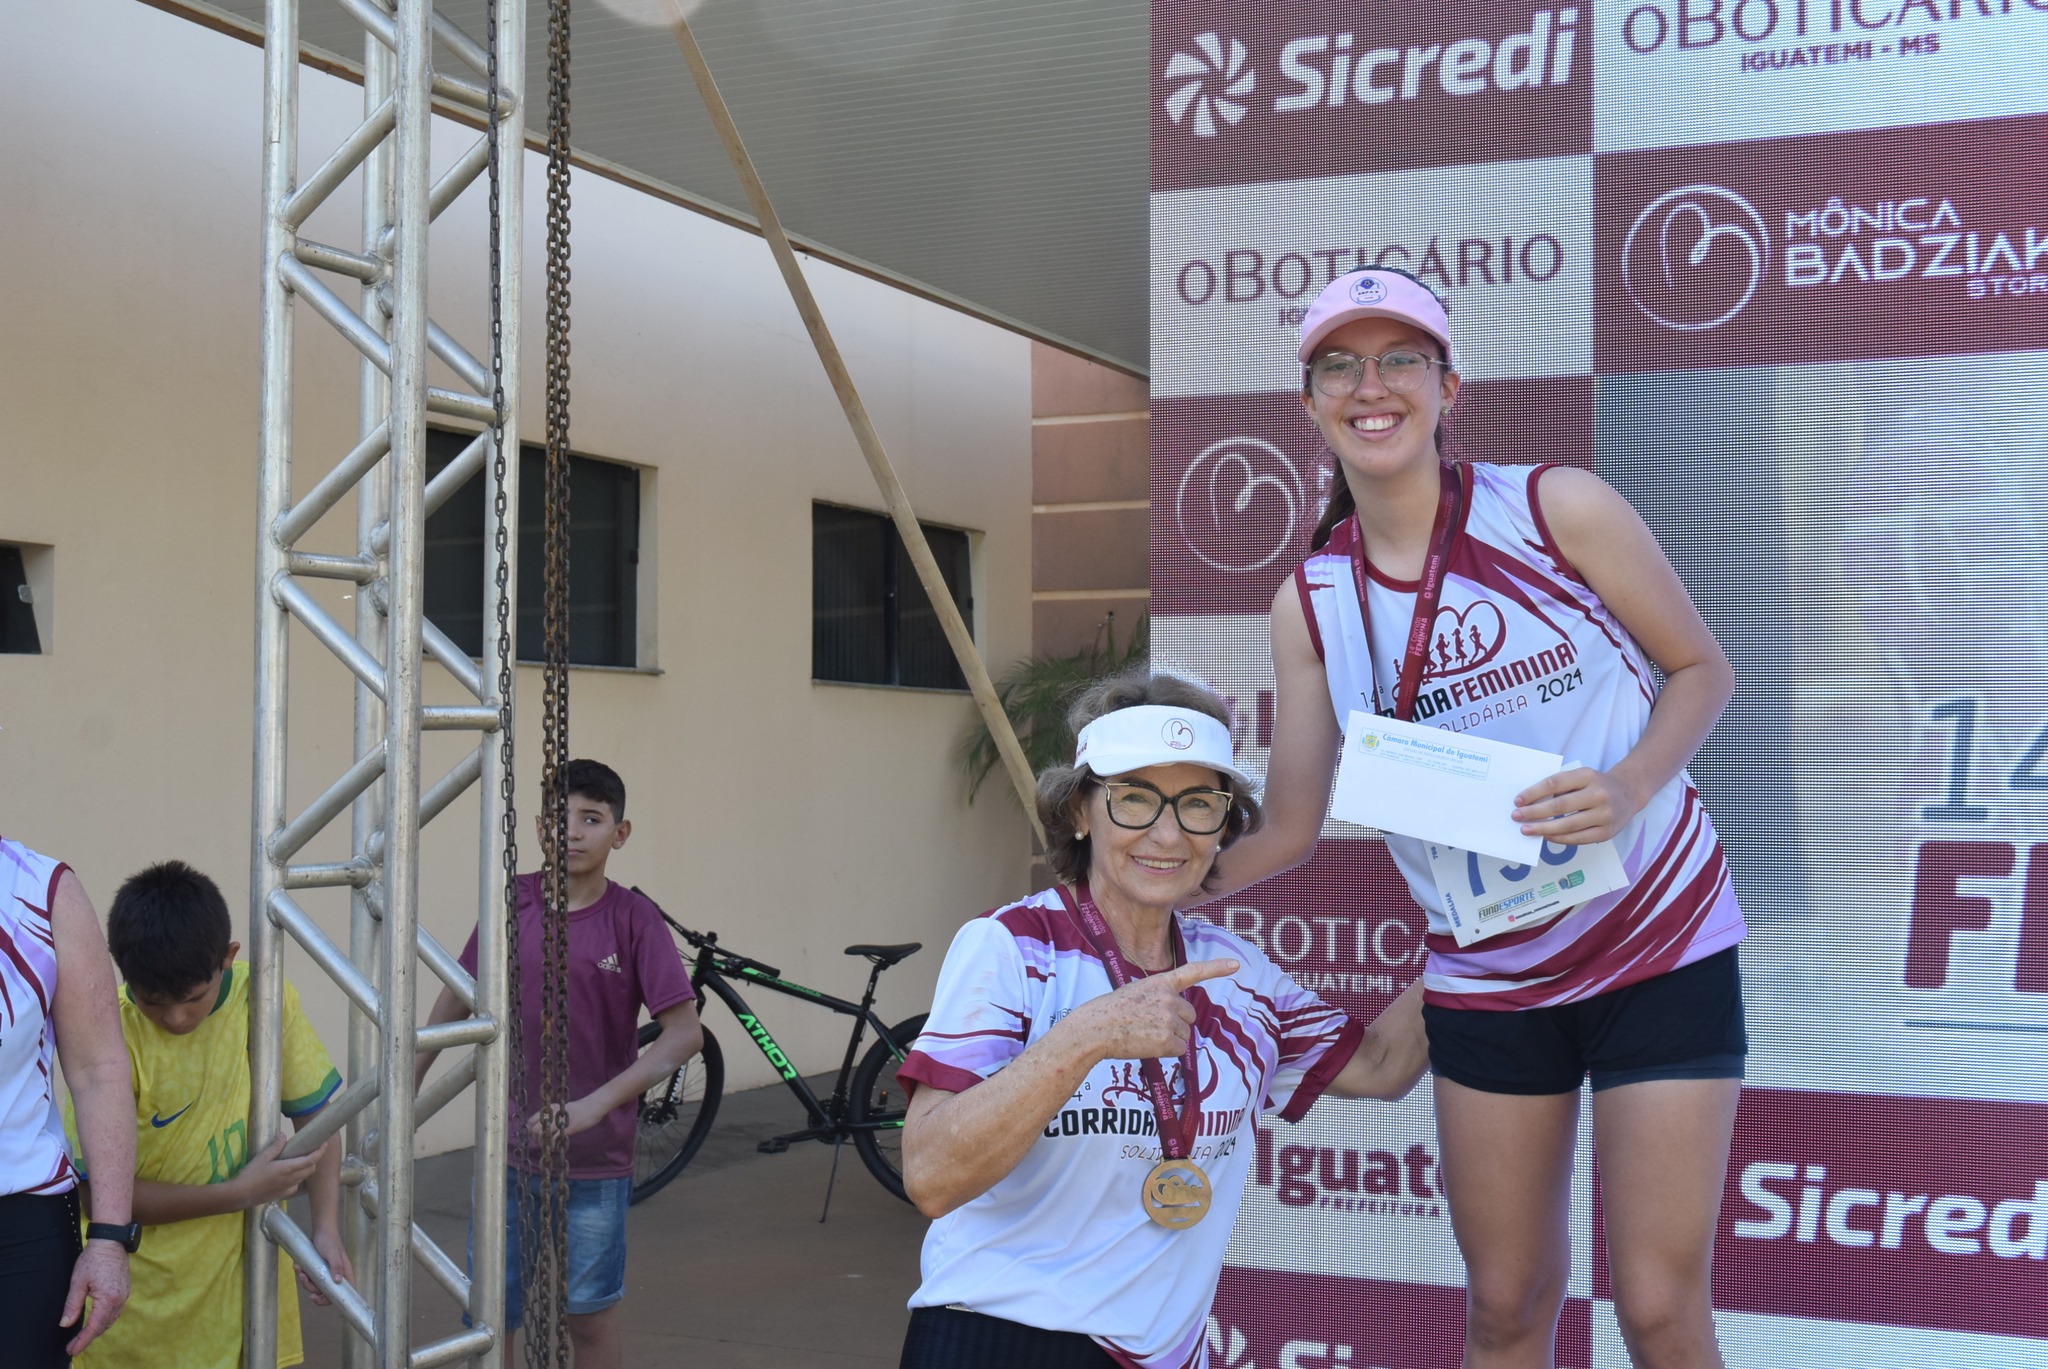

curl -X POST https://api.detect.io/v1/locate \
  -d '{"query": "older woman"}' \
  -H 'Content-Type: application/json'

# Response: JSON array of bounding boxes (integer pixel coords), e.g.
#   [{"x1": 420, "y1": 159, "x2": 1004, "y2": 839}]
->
[{"x1": 898, "y1": 669, "x2": 1425, "y2": 1369}]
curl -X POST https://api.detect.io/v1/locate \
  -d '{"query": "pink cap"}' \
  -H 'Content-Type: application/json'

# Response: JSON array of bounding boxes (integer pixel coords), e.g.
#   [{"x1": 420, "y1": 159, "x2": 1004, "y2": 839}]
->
[{"x1": 1296, "y1": 270, "x2": 1454, "y2": 364}]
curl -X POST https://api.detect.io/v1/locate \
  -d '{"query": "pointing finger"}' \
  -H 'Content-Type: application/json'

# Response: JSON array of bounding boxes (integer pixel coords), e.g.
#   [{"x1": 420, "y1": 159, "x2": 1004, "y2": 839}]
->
[{"x1": 1166, "y1": 958, "x2": 1239, "y2": 990}]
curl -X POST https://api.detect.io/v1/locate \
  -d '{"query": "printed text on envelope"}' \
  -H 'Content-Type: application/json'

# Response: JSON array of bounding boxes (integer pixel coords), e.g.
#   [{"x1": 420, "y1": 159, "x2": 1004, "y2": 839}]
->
[{"x1": 1364, "y1": 729, "x2": 1492, "y2": 781}]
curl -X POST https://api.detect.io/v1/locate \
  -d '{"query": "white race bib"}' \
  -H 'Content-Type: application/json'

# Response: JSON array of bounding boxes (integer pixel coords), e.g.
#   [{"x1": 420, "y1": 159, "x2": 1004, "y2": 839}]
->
[{"x1": 1426, "y1": 837, "x2": 1631, "y2": 947}]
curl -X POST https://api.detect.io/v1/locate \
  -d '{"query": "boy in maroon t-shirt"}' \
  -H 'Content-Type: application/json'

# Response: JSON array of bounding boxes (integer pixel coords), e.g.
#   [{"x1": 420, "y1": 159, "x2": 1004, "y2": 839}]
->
[{"x1": 416, "y1": 759, "x2": 701, "y2": 1369}]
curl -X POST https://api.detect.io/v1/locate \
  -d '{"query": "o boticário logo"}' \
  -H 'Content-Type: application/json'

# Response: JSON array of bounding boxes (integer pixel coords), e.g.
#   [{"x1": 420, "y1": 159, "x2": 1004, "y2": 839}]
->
[
  {"x1": 1621, "y1": 184, "x2": 1770, "y2": 331},
  {"x1": 1162, "y1": 32, "x2": 1255, "y2": 138}
]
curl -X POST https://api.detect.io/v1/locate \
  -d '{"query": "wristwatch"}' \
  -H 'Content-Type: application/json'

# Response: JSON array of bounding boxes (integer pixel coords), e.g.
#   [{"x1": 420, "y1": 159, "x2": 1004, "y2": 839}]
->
[{"x1": 85, "y1": 1221, "x2": 142, "y2": 1253}]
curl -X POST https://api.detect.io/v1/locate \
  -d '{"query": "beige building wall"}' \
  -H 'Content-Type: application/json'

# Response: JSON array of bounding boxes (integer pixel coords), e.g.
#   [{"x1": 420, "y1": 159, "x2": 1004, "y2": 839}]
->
[
  {"x1": 1, "y1": 0, "x2": 1034, "y2": 1154},
  {"x1": 1030, "y1": 345, "x2": 1151, "y2": 659}
]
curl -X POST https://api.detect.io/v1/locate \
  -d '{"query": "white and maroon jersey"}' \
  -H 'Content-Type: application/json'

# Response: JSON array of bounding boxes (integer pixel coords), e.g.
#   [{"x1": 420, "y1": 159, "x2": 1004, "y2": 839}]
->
[
  {"x1": 0, "y1": 838, "x2": 78, "y2": 1196},
  {"x1": 1293, "y1": 461, "x2": 1746, "y2": 1011},
  {"x1": 899, "y1": 888, "x2": 1362, "y2": 1369}
]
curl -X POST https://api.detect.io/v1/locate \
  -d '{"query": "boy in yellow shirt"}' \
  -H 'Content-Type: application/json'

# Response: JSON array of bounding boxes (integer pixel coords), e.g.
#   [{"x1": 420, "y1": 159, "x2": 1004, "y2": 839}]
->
[{"x1": 66, "y1": 861, "x2": 351, "y2": 1367}]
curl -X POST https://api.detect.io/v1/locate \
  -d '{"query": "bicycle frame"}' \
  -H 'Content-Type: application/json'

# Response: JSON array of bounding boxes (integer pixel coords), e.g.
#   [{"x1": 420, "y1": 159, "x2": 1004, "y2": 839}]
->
[{"x1": 680, "y1": 926, "x2": 913, "y2": 1144}]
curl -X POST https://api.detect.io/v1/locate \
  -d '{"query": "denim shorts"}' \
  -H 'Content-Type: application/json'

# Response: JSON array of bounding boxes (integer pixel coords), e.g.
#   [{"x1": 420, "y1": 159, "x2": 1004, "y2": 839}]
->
[{"x1": 471, "y1": 1169, "x2": 632, "y2": 1326}]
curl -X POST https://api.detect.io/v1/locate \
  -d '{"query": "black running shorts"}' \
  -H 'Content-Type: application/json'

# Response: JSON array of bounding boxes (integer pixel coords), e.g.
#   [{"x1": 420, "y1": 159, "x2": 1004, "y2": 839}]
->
[
  {"x1": 0, "y1": 1189, "x2": 84, "y2": 1369},
  {"x1": 1423, "y1": 946, "x2": 1748, "y2": 1096},
  {"x1": 900, "y1": 1306, "x2": 1119, "y2": 1369}
]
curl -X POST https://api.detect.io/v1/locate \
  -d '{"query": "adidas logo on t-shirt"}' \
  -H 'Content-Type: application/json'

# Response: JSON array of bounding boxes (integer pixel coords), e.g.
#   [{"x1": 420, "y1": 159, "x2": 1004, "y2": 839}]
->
[{"x1": 597, "y1": 952, "x2": 622, "y2": 974}]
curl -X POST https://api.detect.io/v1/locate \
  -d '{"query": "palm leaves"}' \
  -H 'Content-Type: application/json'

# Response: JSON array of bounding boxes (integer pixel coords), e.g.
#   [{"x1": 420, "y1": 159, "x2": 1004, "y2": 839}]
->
[{"x1": 956, "y1": 613, "x2": 1148, "y2": 804}]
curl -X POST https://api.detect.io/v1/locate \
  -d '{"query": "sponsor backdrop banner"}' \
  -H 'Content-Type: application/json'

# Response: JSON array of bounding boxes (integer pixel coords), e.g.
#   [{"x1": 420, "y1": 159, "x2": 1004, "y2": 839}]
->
[{"x1": 1150, "y1": 2, "x2": 2048, "y2": 1365}]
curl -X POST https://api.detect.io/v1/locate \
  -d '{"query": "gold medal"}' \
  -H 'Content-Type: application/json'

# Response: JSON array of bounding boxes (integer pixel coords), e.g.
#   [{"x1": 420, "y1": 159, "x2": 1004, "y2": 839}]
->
[{"x1": 1142, "y1": 1157, "x2": 1213, "y2": 1229}]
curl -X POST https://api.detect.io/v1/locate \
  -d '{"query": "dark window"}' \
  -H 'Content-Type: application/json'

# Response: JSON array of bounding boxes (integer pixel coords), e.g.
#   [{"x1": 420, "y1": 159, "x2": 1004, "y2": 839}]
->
[
  {"x1": 1, "y1": 545, "x2": 41, "y2": 654},
  {"x1": 813, "y1": 504, "x2": 974, "y2": 691},
  {"x1": 423, "y1": 429, "x2": 640, "y2": 668}
]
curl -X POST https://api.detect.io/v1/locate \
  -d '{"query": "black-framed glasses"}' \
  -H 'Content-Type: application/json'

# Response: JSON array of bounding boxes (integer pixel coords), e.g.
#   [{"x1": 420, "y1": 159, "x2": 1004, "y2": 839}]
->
[
  {"x1": 1098, "y1": 779, "x2": 1235, "y2": 835},
  {"x1": 1307, "y1": 349, "x2": 1446, "y2": 397}
]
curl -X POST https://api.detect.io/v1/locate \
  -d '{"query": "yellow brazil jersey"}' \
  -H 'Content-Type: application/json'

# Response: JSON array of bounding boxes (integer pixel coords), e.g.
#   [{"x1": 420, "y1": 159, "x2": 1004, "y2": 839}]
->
[{"x1": 65, "y1": 964, "x2": 341, "y2": 1369}]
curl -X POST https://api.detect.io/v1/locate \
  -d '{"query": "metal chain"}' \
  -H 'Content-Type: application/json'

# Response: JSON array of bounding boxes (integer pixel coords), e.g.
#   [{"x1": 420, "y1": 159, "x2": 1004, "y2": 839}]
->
[
  {"x1": 480, "y1": 7, "x2": 550, "y2": 1367},
  {"x1": 533, "y1": 0, "x2": 577, "y2": 1360}
]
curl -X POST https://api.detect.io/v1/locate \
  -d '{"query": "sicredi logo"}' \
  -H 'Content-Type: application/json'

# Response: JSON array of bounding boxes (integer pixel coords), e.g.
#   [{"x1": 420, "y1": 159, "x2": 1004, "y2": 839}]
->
[
  {"x1": 1733, "y1": 1161, "x2": 2048, "y2": 1261},
  {"x1": 1621, "y1": 184, "x2": 1770, "y2": 330},
  {"x1": 1162, "y1": 33, "x2": 1256, "y2": 138},
  {"x1": 1160, "y1": 9, "x2": 1581, "y2": 139}
]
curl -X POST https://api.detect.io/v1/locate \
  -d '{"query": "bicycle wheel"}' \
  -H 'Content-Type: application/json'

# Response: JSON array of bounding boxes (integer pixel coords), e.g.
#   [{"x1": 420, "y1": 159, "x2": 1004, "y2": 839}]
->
[
  {"x1": 631, "y1": 1020, "x2": 723, "y2": 1205},
  {"x1": 850, "y1": 1012, "x2": 926, "y2": 1203}
]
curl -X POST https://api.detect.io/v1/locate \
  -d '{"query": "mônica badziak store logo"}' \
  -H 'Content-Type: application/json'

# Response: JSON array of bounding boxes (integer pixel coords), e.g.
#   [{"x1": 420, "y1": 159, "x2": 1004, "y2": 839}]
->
[
  {"x1": 1151, "y1": 2, "x2": 1590, "y2": 191},
  {"x1": 1594, "y1": 113, "x2": 2048, "y2": 371}
]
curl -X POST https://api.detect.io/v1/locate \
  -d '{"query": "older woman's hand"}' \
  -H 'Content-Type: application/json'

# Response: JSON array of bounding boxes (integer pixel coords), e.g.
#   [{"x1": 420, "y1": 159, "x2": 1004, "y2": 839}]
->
[{"x1": 1066, "y1": 959, "x2": 1238, "y2": 1062}]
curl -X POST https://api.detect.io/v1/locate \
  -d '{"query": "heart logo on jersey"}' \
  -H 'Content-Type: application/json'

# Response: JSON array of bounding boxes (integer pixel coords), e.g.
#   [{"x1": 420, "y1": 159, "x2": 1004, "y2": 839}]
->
[{"x1": 1424, "y1": 600, "x2": 1508, "y2": 678}]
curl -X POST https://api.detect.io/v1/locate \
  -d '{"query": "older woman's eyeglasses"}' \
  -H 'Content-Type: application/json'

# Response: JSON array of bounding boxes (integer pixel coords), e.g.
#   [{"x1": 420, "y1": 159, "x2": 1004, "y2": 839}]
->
[
  {"x1": 1307, "y1": 349, "x2": 1445, "y2": 397},
  {"x1": 1099, "y1": 779, "x2": 1234, "y2": 835}
]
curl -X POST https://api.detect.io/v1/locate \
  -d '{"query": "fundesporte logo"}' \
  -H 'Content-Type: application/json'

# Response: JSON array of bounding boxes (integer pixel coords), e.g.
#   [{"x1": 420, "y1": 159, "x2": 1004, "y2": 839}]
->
[
  {"x1": 1162, "y1": 33, "x2": 1255, "y2": 138},
  {"x1": 1174, "y1": 437, "x2": 1308, "y2": 573},
  {"x1": 1622, "y1": 184, "x2": 1770, "y2": 330}
]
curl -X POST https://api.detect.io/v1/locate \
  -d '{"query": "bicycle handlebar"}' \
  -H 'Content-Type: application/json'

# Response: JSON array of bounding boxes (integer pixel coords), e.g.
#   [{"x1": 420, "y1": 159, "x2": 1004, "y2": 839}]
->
[{"x1": 632, "y1": 886, "x2": 783, "y2": 979}]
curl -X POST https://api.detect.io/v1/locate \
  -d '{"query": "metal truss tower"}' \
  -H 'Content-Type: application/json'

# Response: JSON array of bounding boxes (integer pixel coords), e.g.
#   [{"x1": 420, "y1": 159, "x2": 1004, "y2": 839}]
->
[{"x1": 250, "y1": 0, "x2": 524, "y2": 1364}]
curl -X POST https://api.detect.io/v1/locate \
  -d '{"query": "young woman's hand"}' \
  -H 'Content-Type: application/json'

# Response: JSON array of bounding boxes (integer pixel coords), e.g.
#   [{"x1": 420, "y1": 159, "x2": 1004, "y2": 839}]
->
[{"x1": 1513, "y1": 767, "x2": 1643, "y2": 846}]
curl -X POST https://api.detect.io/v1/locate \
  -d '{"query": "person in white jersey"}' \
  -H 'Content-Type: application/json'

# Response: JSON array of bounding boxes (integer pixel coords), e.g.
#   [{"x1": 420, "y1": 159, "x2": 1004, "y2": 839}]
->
[
  {"x1": 1210, "y1": 268, "x2": 1749, "y2": 1369},
  {"x1": 1, "y1": 835, "x2": 139, "y2": 1363},
  {"x1": 897, "y1": 670, "x2": 1428, "y2": 1369}
]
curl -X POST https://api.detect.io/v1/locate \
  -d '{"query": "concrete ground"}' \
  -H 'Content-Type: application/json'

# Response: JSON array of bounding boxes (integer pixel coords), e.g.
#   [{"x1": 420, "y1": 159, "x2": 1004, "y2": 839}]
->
[{"x1": 299, "y1": 1074, "x2": 927, "y2": 1367}]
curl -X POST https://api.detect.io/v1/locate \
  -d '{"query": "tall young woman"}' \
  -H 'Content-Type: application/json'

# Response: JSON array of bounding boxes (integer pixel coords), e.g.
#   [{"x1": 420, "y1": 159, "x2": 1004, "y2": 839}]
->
[{"x1": 1212, "y1": 268, "x2": 1748, "y2": 1369}]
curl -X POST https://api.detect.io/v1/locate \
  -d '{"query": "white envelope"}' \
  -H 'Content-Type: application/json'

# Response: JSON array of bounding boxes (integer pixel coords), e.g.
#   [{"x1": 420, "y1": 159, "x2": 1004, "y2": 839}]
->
[{"x1": 1328, "y1": 711, "x2": 1560, "y2": 863}]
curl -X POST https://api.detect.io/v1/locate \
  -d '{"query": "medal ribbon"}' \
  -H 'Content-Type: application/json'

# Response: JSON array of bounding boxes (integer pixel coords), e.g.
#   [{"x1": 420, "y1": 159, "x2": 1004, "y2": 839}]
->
[
  {"x1": 1056, "y1": 882, "x2": 1202, "y2": 1162},
  {"x1": 1349, "y1": 461, "x2": 1468, "y2": 722}
]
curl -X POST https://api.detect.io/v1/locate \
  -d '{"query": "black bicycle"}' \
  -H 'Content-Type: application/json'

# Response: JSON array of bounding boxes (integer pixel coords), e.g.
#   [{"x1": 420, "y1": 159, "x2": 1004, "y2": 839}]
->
[{"x1": 629, "y1": 890, "x2": 926, "y2": 1207}]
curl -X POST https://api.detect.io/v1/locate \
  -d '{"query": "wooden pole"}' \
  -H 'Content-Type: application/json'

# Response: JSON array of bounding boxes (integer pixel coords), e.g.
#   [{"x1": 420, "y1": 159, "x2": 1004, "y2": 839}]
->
[{"x1": 665, "y1": 5, "x2": 1047, "y2": 843}]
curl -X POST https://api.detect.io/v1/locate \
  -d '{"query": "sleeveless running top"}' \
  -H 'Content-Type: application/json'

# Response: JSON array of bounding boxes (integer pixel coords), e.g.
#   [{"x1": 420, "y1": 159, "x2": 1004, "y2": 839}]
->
[
  {"x1": 0, "y1": 837, "x2": 79, "y2": 1195},
  {"x1": 1292, "y1": 462, "x2": 1746, "y2": 1010}
]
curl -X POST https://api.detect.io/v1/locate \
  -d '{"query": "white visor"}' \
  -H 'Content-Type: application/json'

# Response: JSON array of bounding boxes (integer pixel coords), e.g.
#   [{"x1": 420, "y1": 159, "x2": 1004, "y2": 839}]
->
[{"x1": 1073, "y1": 705, "x2": 1253, "y2": 790}]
